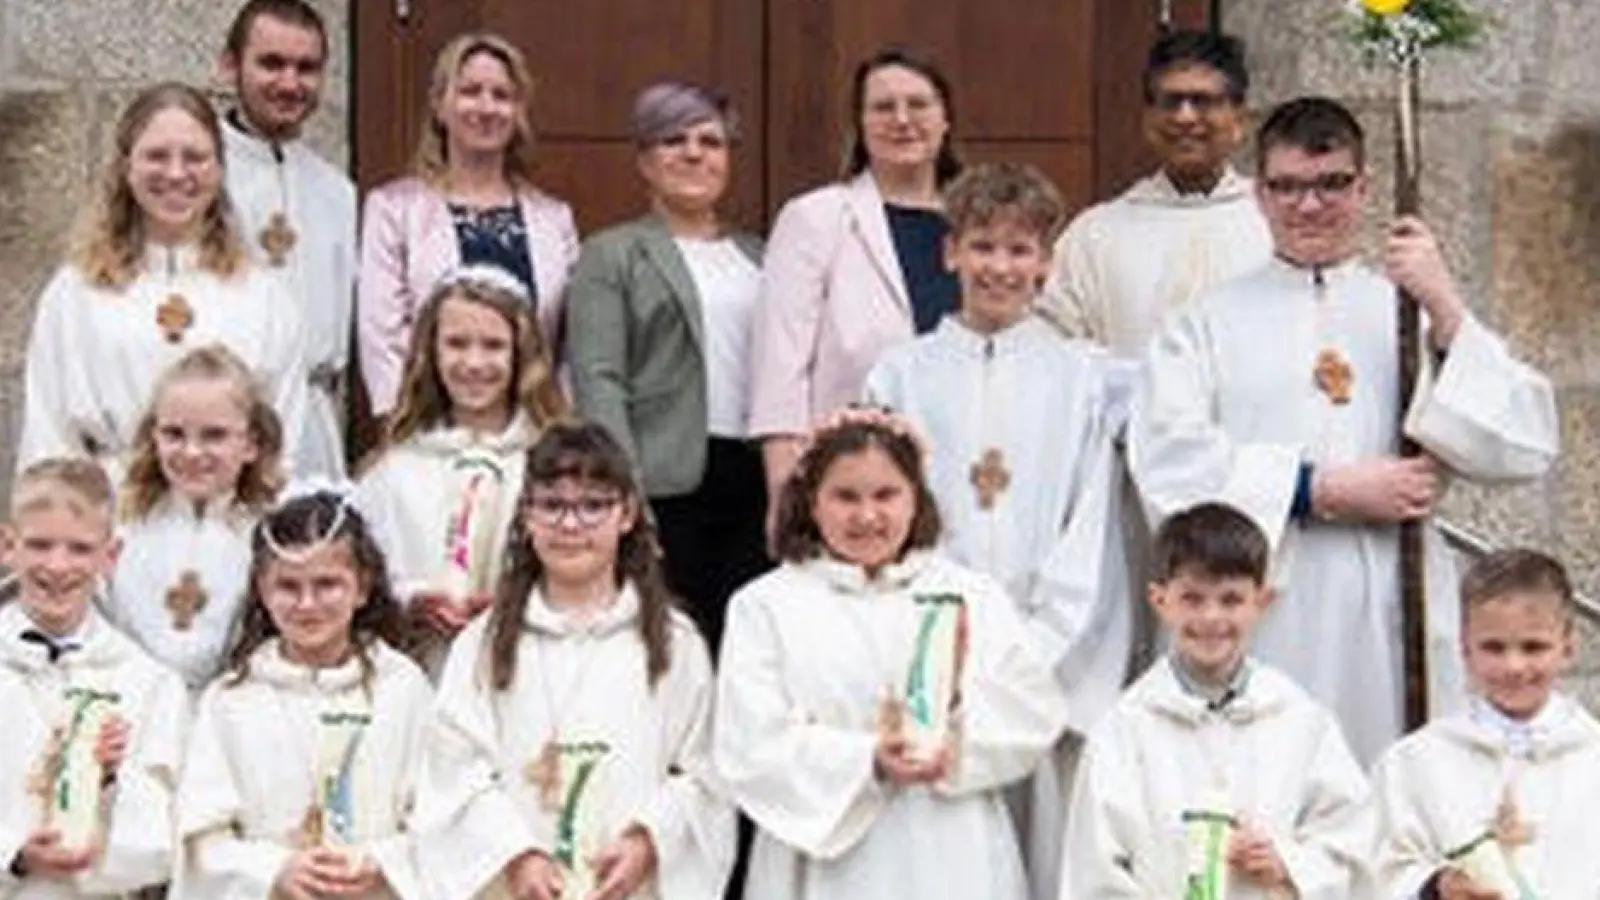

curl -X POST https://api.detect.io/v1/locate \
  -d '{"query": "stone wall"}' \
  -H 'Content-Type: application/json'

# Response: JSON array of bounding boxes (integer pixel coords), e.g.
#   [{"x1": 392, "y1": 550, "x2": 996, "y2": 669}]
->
[
  {"x1": 0, "y1": 0, "x2": 349, "y2": 491},
  {"x1": 1225, "y1": 0, "x2": 1600, "y2": 696}
]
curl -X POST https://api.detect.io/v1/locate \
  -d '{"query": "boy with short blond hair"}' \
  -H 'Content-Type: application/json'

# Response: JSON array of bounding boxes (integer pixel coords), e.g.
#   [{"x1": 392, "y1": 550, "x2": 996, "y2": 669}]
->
[
  {"x1": 0, "y1": 458, "x2": 189, "y2": 898},
  {"x1": 1373, "y1": 549, "x2": 1600, "y2": 899},
  {"x1": 1064, "y1": 503, "x2": 1372, "y2": 900},
  {"x1": 866, "y1": 161, "x2": 1128, "y2": 900}
]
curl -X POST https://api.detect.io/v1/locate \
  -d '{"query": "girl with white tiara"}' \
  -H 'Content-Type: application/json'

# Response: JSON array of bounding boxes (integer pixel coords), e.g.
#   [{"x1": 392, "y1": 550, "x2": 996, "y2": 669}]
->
[
  {"x1": 173, "y1": 488, "x2": 431, "y2": 900},
  {"x1": 713, "y1": 408, "x2": 1068, "y2": 900},
  {"x1": 103, "y1": 343, "x2": 286, "y2": 692},
  {"x1": 414, "y1": 420, "x2": 734, "y2": 900},
  {"x1": 356, "y1": 264, "x2": 568, "y2": 671}
]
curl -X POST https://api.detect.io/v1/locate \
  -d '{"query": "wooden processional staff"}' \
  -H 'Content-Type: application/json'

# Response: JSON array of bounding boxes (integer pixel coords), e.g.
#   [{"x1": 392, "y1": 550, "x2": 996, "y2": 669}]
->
[{"x1": 1348, "y1": 0, "x2": 1487, "y2": 731}]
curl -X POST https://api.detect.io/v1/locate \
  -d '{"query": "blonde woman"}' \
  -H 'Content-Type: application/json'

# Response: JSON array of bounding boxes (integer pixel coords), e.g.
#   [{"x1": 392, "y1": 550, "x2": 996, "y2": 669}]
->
[
  {"x1": 358, "y1": 32, "x2": 578, "y2": 418},
  {"x1": 18, "y1": 82, "x2": 308, "y2": 484}
]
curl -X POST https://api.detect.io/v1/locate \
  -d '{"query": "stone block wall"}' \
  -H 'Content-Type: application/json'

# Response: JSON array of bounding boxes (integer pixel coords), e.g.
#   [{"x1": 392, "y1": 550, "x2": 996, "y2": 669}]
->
[
  {"x1": 1225, "y1": 0, "x2": 1600, "y2": 698},
  {"x1": 0, "y1": 0, "x2": 349, "y2": 491}
]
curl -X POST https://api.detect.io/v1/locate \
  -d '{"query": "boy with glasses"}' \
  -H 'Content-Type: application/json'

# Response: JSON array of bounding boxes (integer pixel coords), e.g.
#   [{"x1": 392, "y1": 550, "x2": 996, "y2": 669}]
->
[{"x1": 1127, "y1": 96, "x2": 1560, "y2": 764}]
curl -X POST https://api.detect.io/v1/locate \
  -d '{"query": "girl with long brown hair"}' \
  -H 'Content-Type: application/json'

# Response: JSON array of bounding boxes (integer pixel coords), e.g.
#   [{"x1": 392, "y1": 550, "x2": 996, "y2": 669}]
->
[
  {"x1": 175, "y1": 489, "x2": 431, "y2": 900},
  {"x1": 414, "y1": 420, "x2": 733, "y2": 900},
  {"x1": 712, "y1": 410, "x2": 1067, "y2": 900},
  {"x1": 103, "y1": 344, "x2": 286, "y2": 691},
  {"x1": 18, "y1": 81, "x2": 309, "y2": 483},
  {"x1": 355, "y1": 265, "x2": 567, "y2": 671}
]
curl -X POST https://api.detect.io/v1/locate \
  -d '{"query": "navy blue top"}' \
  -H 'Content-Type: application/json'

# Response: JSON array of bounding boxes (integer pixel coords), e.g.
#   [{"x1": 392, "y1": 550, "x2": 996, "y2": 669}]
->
[
  {"x1": 884, "y1": 203, "x2": 960, "y2": 334},
  {"x1": 449, "y1": 203, "x2": 538, "y2": 305}
]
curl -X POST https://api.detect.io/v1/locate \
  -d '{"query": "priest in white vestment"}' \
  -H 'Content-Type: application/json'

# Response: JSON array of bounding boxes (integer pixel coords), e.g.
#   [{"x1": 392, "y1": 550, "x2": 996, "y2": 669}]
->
[
  {"x1": 1037, "y1": 31, "x2": 1273, "y2": 696},
  {"x1": 1039, "y1": 30, "x2": 1271, "y2": 367},
  {"x1": 1128, "y1": 97, "x2": 1560, "y2": 765},
  {"x1": 220, "y1": 1, "x2": 357, "y2": 476}
]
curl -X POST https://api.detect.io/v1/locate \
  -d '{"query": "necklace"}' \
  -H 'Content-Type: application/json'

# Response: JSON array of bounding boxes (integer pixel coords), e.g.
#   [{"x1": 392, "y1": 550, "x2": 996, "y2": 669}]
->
[{"x1": 521, "y1": 617, "x2": 610, "y2": 811}]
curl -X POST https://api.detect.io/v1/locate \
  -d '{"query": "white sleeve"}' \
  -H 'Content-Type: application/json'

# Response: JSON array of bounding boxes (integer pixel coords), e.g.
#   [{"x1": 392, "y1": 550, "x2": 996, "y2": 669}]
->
[
  {"x1": 1404, "y1": 315, "x2": 1559, "y2": 482},
  {"x1": 712, "y1": 588, "x2": 887, "y2": 860},
  {"x1": 626, "y1": 627, "x2": 736, "y2": 900},
  {"x1": 1127, "y1": 306, "x2": 1302, "y2": 548}
]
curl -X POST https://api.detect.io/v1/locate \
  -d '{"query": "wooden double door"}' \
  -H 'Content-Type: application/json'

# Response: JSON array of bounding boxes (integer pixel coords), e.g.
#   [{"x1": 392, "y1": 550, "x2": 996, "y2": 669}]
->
[{"x1": 354, "y1": 0, "x2": 1211, "y2": 233}]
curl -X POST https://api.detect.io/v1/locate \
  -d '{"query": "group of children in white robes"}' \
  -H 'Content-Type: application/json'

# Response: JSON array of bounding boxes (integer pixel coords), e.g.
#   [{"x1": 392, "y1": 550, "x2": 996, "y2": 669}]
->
[
  {"x1": 0, "y1": 129, "x2": 1583, "y2": 900},
  {"x1": 7, "y1": 384, "x2": 1593, "y2": 900}
]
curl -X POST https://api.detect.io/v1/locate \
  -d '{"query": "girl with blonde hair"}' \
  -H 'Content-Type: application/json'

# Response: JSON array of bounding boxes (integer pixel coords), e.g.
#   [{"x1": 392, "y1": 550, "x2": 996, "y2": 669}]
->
[
  {"x1": 18, "y1": 81, "x2": 308, "y2": 484},
  {"x1": 104, "y1": 344, "x2": 287, "y2": 691},
  {"x1": 358, "y1": 32, "x2": 578, "y2": 417},
  {"x1": 356, "y1": 265, "x2": 568, "y2": 672}
]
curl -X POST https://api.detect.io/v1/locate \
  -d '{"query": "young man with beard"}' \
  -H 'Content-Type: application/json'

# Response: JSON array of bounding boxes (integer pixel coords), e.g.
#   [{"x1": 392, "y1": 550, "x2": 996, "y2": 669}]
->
[{"x1": 219, "y1": 0, "x2": 356, "y2": 477}]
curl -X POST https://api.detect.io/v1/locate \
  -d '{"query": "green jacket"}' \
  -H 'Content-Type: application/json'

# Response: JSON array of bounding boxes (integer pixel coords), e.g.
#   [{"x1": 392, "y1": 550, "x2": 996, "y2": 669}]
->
[{"x1": 565, "y1": 215, "x2": 763, "y2": 496}]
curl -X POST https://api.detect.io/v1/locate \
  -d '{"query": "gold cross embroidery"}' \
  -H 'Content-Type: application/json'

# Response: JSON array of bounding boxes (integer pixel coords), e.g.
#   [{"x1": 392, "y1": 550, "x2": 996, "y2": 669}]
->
[
  {"x1": 1492, "y1": 787, "x2": 1536, "y2": 849},
  {"x1": 524, "y1": 740, "x2": 562, "y2": 811},
  {"x1": 969, "y1": 448, "x2": 1011, "y2": 510},
  {"x1": 156, "y1": 293, "x2": 194, "y2": 343},
  {"x1": 1313, "y1": 348, "x2": 1355, "y2": 405},
  {"x1": 165, "y1": 570, "x2": 208, "y2": 631},
  {"x1": 259, "y1": 212, "x2": 298, "y2": 267}
]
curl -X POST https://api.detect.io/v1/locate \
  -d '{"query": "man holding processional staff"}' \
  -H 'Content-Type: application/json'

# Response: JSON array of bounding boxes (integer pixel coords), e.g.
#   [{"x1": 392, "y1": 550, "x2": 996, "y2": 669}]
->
[{"x1": 1127, "y1": 96, "x2": 1560, "y2": 765}]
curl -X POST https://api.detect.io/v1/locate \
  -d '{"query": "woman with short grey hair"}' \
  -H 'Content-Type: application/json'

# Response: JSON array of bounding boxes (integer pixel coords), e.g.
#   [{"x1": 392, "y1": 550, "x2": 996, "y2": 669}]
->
[{"x1": 564, "y1": 80, "x2": 769, "y2": 658}]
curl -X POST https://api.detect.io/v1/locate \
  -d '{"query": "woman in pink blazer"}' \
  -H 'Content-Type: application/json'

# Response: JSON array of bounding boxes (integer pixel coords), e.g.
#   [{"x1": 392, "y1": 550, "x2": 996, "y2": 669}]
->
[
  {"x1": 358, "y1": 32, "x2": 578, "y2": 417},
  {"x1": 750, "y1": 47, "x2": 964, "y2": 526}
]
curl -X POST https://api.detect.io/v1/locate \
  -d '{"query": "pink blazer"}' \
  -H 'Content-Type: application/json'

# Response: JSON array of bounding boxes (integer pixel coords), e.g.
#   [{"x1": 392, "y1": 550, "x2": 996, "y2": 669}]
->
[
  {"x1": 749, "y1": 172, "x2": 916, "y2": 437},
  {"x1": 356, "y1": 176, "x2": 579, "y2": 415}
]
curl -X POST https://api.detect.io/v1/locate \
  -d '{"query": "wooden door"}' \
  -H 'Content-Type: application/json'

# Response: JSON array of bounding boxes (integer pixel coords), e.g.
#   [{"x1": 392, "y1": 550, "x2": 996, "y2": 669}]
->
[
  {"x1": 355, "y1": 0, "x2": 764, "y2": 233},
  {"x1": 354, "y1": 1, "x2": 1214, "y2": 230}
]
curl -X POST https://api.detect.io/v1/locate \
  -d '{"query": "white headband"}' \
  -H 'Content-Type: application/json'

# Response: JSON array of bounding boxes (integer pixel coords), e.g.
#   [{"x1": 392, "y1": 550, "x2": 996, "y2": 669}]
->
[
  {"x1": 258, "y1": 478, "x2": 360, "y2": 564},
  {"x1": 433, "y1": 263, "x2": 532, "y2": 305}
]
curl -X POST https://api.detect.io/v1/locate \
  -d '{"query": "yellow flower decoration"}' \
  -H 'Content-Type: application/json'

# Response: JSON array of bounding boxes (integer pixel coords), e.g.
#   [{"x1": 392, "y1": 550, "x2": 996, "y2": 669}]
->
[{"x1": 1362, "y1": 0, "x2": 1412, "y2": 14}]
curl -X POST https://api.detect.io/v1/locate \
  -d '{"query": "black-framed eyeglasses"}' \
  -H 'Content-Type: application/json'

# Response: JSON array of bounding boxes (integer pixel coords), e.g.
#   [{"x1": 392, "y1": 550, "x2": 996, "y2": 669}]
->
[
  {"x1": 1261, "y1": 171, "x2": 1360, "y2": 204},
  {"x1": 526, "y1": 494, "x2": 623, "y2": 528},
  {"x1": 1150, "y1": 89, "x2": 1236, "y2": 114}
]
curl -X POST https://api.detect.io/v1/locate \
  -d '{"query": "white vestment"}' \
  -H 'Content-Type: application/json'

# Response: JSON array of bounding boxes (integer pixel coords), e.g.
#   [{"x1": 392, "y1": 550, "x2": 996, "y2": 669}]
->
[
  {"x1": 18, "y1": 249, "x2": 309, "y2": 483},
  {"x1": 173, "y1": 640, "x2": 431, "y2": 900},
  {"x1": 355, "y1": 413, "x2": 535, "y2": 671},
  {"x1": 1372, "y1": 694, "x2": 1600, "y2": 899},
  {"x1": 0, "y1": 603, "x2": 189, "y2": 900},
  {"x1": 1038, "y1": 167, "x2": 1273, "y2": 360},
  {"x1": 413, "y1": 585, "x2": 733, "y2": 900},
  {"x1": 864, "y1": 315, "x2": 1128, "y2": 900},
  {"x1": 223, "y1": 117, "x2": 357, "y2": 477},
  {"x1": 1127, "y1": 257, "x2": 1560, "y2": 763},
  {"x1": 1064, "y1": 658, "x2": 1374, "y2": 900},
  {"x1": 714, "y1": 552, "x2": 1068, "y2": 900},
  {"x1": 102, "y1": 495, "x2": 258, "y2": 691}
]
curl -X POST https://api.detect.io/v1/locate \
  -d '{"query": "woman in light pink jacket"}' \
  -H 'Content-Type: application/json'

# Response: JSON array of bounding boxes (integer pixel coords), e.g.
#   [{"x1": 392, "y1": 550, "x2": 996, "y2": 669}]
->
[
  {"x1": 750, "y1": 47, "x2": 963, "y2": 527},
  {"x1": 358, "y1": 32, "x2": 578, "y2": 417}
]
